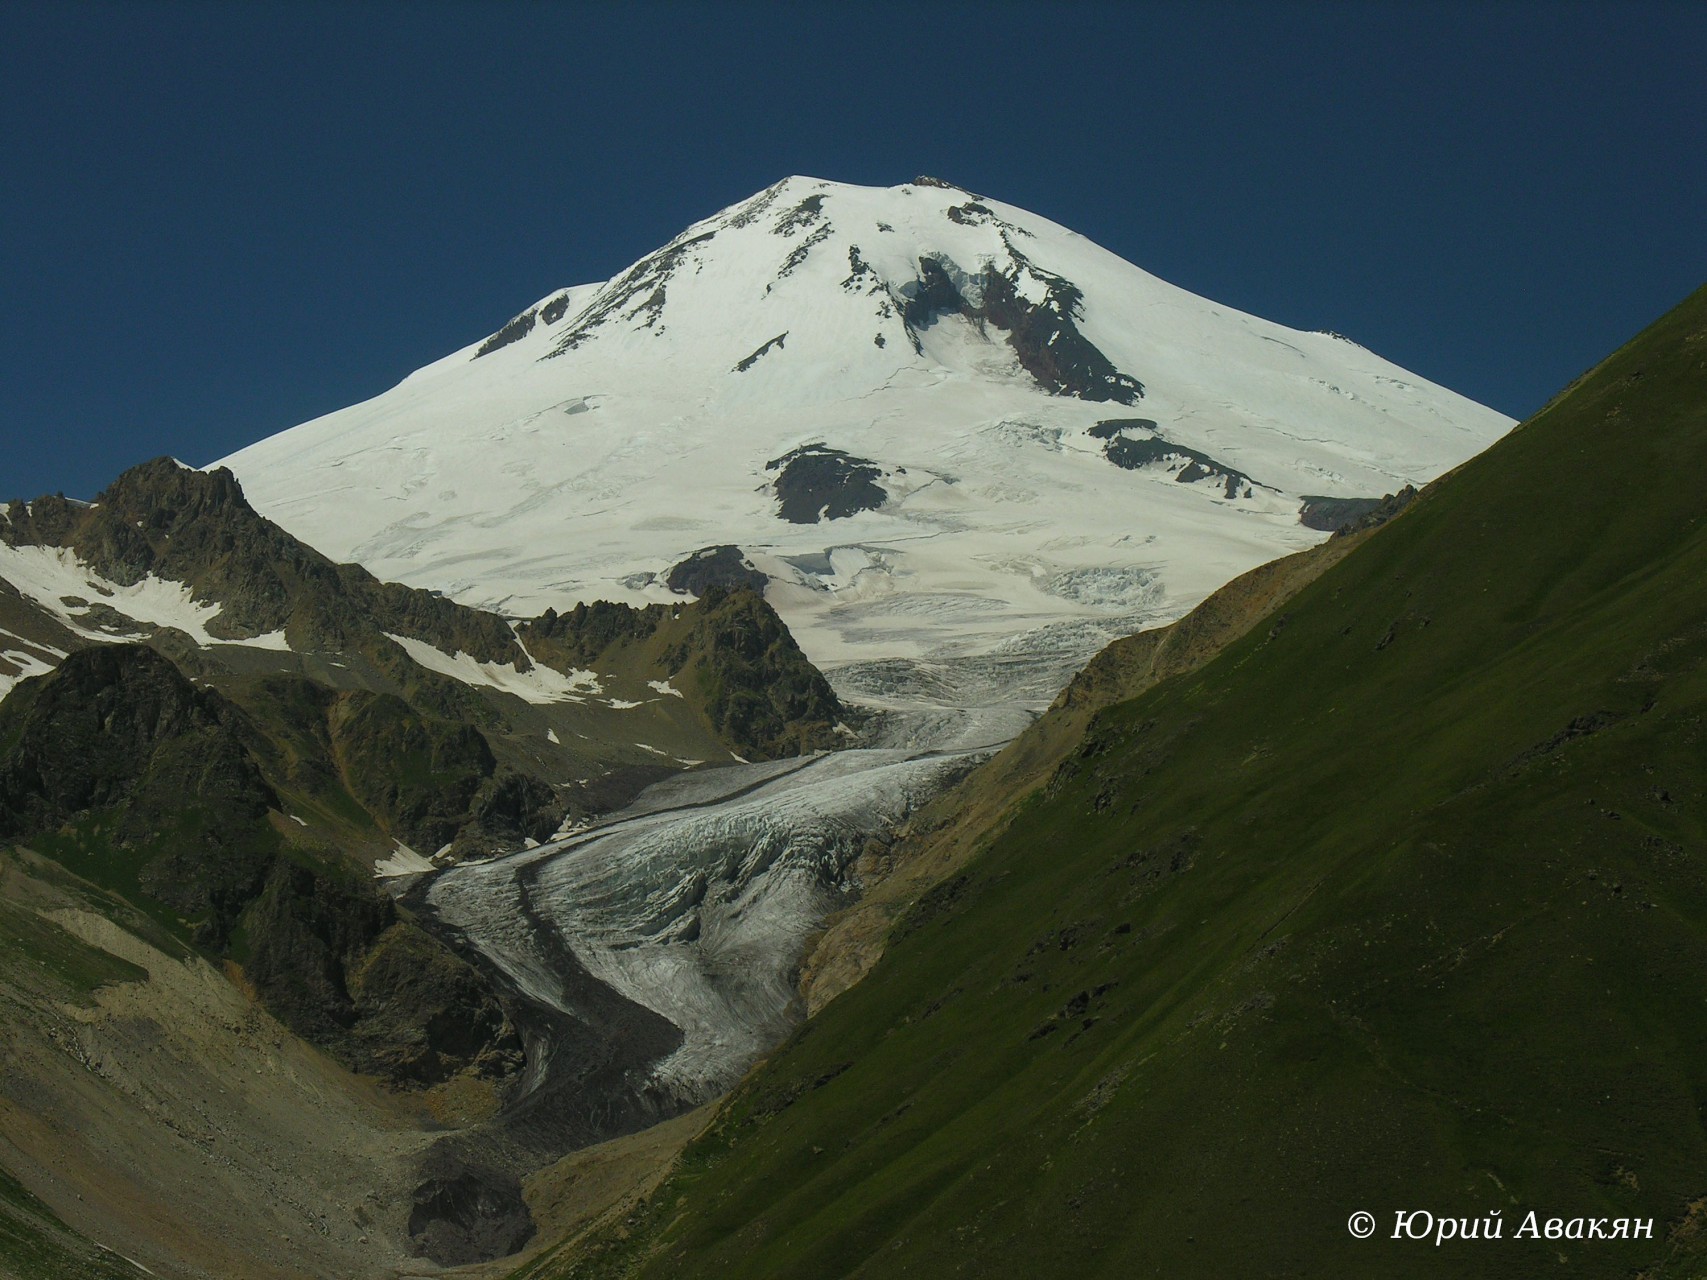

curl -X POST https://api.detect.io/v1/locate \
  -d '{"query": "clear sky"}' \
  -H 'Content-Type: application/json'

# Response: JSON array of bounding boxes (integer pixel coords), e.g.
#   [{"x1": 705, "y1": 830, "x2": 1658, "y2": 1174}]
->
[{"x1": 2, "y1": 0, "x2": 1702, "y2": 502}]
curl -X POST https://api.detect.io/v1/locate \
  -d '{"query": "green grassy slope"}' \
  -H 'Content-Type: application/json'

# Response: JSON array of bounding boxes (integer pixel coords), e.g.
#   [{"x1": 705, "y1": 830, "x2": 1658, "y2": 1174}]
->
[
  {"x1": 0, "y1": 856, "x2": 153, "y2": 1280},
  {"x1": 540, "y1": 285, "x2": 1707, "y2": 1280},
  {"x1": 0, "y1": 1166, "x2": 149, "y2": 1280}
]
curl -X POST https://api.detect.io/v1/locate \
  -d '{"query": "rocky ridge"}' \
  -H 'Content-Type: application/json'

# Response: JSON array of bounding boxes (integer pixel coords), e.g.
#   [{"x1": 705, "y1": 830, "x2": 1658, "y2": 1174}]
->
[{"x1": 0, "y1": 457, "x2": 855, "y2": 1270}]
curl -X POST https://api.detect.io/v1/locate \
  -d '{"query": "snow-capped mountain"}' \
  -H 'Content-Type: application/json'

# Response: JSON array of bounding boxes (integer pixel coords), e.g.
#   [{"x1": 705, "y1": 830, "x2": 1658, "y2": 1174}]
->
[
  {"x1": 0, "y1": 177, "x2": 1528, "y2": 1273},
  {"x1": 220, "y1": 176, "x2": 1512, "y2": 723}
]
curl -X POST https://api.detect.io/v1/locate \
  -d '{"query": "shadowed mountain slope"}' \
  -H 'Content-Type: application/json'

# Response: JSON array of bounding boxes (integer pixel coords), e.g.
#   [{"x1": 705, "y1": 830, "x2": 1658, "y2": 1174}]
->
[
  {"x1": 0, "y1": 461, "x2": 849, "y2": 1273},
  {"x1": 0, "y1": 459, "x2": 841, "y2": 767},
  {"x1": 525, "y1": 287, "x2": 1707, "y2": 1280}
]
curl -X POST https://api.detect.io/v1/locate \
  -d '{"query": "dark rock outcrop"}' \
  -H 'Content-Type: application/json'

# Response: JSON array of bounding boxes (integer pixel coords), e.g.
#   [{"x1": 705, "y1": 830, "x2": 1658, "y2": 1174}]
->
[
  {"x1": 3, "y1": 458, "x2": 521, "y2": 663},
  {"x1": 665, "y1": 545, "x2": 769, "y2": 597},
  {"x1": 456, "y1": 770, "x2": 564, "y2": 857},
  {"x1": 0, "y1": 644, "x2": 524, "y2": 1090},
  {"x1": 0, "y1": 645, "x2": 263, "y2": 831},
  {"x1": 1328, "y1": 485, "x2": 1418, "y2": 538},
  {"x1": 765, "y1": 444, "x2": 887, "y2": 523},
  {"x1": 664, "y1": 587, "x2": 844, "y2": 760},
  {"x1": 1299, "y1": 487, "x2": 1417, "y2": 537},
  {"x1": 471, "y1": 290, "x2": 579, "y2": 358},
  {"x1": 899, "y1": 250, "x2": 1144, "y2": 404},
  {"x1": 1094, "y1": 420, "x2": 1258, "y2": 499},
  {"x1": 519, "y1": 589, "x2": 843, "y2": 760},
  {"x1": 473, "y1": 308, "x2": 537, "y2": 357},
  {"x1": 733, "y1": 332, "x2": 787, "y2": 372},
  {"x1": 1299, "y1": 495, "x2": 1382, "y2": 531},
  {"x1": 246, "y1": 862, "x2": 523, "y2": 1086},
  {"x1": 0, "y1": 645, "x2": 278, "y2": 944},
  {"x1": 326, "y1": 691, "x2": 496, "y2": 853},
  {"x1": 772, "y1": 194, "x2": 826, "y2": 236},
  {"x1": 407, "y1": 1160, "x2": 535, "y2": 1266},
  {"x1": 521, "y1": 599, "x2": 661, "y2": 669}
]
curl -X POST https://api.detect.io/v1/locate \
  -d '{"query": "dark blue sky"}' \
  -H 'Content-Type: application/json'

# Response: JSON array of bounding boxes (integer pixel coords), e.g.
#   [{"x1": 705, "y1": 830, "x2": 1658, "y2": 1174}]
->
[{"x1": 3, "y1": 0, "x2": 1702, "y2": 502}]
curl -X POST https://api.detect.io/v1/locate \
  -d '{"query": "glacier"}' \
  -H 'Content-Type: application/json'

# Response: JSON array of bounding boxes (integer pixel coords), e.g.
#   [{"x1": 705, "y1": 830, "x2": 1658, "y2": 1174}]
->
[
  {"x1": 211, "y1": 173, "x2": 1516, "y2": 1160},
  {"x1": 218, "y1": 175, "x2": 1513, "y2": 686}
]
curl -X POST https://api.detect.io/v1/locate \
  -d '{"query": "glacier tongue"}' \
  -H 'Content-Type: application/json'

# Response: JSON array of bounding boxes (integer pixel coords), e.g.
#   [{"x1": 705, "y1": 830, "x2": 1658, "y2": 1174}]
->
[
  {"x1": 416, "y1": 617, "x2": 1122, "y2": 1136},
  {"x1": 424, "y1": 741, "x2": 983, "y2": 1121}
]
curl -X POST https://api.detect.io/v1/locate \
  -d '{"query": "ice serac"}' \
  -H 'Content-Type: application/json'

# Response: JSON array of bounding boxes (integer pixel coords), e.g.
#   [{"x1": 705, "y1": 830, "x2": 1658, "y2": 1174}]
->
[{"x1": 219, "y1": 175, "x2": 1513, "y2": 727}]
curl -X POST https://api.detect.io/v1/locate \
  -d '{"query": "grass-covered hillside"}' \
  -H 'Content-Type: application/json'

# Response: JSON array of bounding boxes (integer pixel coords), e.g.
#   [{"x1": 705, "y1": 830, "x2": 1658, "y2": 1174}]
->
[{"x1": 534, "y1": 287, "x2": 1707, "y2": 1280}]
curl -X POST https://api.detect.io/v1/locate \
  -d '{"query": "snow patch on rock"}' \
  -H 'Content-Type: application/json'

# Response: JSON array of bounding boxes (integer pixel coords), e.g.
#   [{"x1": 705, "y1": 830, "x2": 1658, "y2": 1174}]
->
[
  {"x1": 385, "y1": 632, "x2": 599, "y2": 704},
  {"x1": 374, "y1": 840, "x2": 435, "y2": 878}
]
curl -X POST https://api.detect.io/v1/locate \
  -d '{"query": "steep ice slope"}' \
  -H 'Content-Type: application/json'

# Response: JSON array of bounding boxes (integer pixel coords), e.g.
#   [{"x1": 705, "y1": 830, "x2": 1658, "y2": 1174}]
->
[{"x1": 221, "y1": 177, "x2": 1512, "y2": 706}]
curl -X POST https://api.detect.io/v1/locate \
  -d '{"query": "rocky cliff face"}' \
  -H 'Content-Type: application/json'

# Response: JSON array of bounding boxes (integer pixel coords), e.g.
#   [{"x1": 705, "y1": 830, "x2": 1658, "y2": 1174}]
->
[
  {"x1": 0, "y1": 644, "x2": 523, "y2": 1090},
  {"x1": 2, "y1": 458, "x2": 844, "y2": 772},
  {"x1": 671, "y1": 586, "x2": 846, "y2": 759},
  {"x1": 0, "y1": 645, "x2": 277, "y2": 942},
  {"x1": 519, "y1": 587, "x2": 844, "y2": 761},
  {"x1": 3, "y1": 458, "x2": 520, "y2": 660},
  {"x1": 243, "y1": 860, "x2": 524, "y2": 1086}
]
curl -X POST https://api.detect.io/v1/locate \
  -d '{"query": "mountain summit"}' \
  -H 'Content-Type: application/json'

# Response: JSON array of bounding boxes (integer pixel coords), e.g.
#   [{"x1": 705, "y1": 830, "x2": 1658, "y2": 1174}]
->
[{"x1": 221, "y1": 176, "x2": 1511, "y2": 721}]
